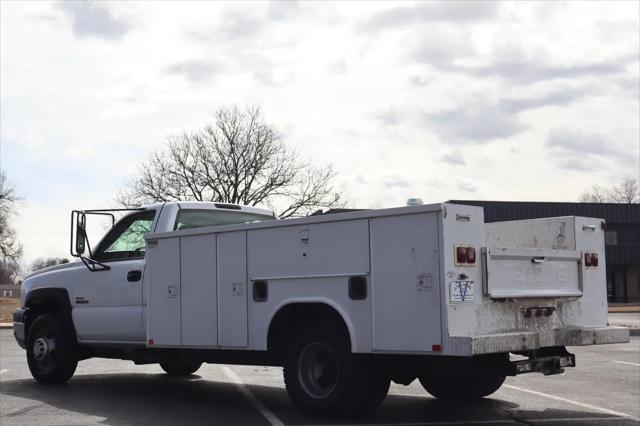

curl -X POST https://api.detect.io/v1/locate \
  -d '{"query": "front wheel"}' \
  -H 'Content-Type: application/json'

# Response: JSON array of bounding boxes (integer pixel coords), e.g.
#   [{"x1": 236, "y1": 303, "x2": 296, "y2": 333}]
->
[
  {"x1": 160, "y1": 360, "x2": 202, "y2": 376},
  {"x1": 26, "y1": 313, "x2": 78, "y2": 384}
]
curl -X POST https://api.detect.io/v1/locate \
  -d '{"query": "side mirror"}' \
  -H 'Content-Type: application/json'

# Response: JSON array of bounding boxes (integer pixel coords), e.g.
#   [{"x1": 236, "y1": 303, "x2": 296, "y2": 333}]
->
[{"x1": 75, "y1": 214, "x2": 86, "y2": 256}]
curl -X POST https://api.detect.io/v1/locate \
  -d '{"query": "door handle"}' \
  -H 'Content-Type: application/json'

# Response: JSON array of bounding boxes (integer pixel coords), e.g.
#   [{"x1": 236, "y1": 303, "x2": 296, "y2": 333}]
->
[{"x1": 127, "y1": 270, "x2": 142, "y2": 282}]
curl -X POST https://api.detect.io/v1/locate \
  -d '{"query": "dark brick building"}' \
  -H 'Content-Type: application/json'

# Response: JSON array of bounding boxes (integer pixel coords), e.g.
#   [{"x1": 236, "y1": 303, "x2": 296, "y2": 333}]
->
[{"x1": 451, "y1": 201, "x2": 640, "y2": 303}]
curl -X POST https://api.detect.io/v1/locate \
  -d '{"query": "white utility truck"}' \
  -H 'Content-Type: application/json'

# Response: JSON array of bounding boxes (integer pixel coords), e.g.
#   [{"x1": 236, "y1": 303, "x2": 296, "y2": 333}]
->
[{"x1": 14, "y1": 201, "x2": 629, "y2": 417}]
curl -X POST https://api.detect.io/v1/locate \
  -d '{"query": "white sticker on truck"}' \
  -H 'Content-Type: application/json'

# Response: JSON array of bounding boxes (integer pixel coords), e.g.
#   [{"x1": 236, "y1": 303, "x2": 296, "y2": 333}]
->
[{"x1": 450, "y1": 280, "x2": 475, "y2": 302}]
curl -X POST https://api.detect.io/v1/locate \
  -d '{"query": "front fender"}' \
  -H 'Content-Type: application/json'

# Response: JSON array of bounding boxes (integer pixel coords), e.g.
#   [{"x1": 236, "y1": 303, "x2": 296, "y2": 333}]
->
[{"x1": 24, "y1": 287, "x2": 77, "y2": 343}]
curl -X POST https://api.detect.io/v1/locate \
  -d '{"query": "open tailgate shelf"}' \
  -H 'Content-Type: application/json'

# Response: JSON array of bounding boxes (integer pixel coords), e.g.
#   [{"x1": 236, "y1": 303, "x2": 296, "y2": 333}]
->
[{"x1": 485, "y1": 247, "x2": 583, "y2": 299}]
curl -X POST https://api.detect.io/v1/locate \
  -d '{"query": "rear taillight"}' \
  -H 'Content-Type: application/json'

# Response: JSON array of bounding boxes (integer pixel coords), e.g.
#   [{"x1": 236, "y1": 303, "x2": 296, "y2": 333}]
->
[
  {"x1": 456, "y1": 246, "x2": 467, "y2": 263},
  {"x1": 466, "y1": 247, "x2": 476, "y2": 263},
  {"x1": 584, "y1": 252, "x2": 598, "y2": 268},
  {"x1": 455, "y1": 246, "x2": 476, "y2": 265}
]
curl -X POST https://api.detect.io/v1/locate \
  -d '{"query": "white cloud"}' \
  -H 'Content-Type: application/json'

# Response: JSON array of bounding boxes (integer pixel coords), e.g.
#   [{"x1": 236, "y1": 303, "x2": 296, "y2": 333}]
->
[
  {"x1": 360, "y1": 1, "x2": 501, "y2": 31},
  {"x1": 165, "y1": 59, "x2": 225, "y2": 84},
  {"x1": 440, "y1": 152, "x2": 465, "y2": 166},
  {"x1": 56, "y1": 1, "x2": 131, "y2": 40},
  {"x1": 426, "y1": 101, "x2": 526, "y2": 143}
]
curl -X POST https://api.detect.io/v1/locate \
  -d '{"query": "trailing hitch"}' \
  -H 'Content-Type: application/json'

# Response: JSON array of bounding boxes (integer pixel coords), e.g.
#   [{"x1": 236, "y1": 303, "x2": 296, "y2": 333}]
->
[{"x1": 509, "y1": 347, "x2": 576, "y2": 376}]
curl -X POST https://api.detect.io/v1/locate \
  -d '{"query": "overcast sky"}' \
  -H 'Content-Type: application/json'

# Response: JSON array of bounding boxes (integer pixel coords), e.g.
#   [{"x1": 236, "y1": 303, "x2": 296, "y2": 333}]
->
[{"x1": 1, "y1": 1, "x2": 639, "y2": 266}]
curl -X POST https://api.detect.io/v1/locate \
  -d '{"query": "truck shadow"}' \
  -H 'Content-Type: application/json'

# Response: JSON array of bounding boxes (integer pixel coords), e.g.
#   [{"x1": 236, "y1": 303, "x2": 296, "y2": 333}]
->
[{"x1": 0, "y1": 374, "x2": 633, "y2": 426}]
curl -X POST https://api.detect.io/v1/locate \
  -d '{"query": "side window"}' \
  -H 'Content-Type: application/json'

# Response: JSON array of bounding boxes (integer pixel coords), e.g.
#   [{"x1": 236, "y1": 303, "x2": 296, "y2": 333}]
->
[
  {"x1": 174, "y1": 209, "x2": 274, "y2": 231},
  {"x1": 94, "y1": 211, "x2": 156, "y2": 261}
]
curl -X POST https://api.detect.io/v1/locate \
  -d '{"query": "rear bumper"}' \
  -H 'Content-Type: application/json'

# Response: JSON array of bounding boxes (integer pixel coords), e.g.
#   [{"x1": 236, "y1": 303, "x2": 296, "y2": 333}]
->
[
  {"x1": 13, "y1": 308, "x2": 27, "y2": 349},
  {"x1": 449, "y1": 326, "x2": 630, "y2": 356}
]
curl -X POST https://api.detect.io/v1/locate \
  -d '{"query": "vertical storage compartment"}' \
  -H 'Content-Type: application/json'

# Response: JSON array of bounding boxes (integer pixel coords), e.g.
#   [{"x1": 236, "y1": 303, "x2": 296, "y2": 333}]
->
[
  {"x1": 145, "y1": 238, "x2": 181, "y2": 346},
  {"x1": 217, "y1": 231, "x2": 249, "y2": 348},
  {"x1": 371, "y1": 212, "x2": 441, "y2": 352},
  {"x1": 181, "y1": 234, "x2": 218, "y2": 347}
]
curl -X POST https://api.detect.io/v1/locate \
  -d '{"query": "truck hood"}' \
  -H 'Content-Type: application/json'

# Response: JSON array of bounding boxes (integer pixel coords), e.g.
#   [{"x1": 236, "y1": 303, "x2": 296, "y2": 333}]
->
[
  {"x1": 25, "y1": 261, "x2": 79, "y2": 279},
  {"x1": 21, "y1": 261, "x2": 86, "y2": 307}
]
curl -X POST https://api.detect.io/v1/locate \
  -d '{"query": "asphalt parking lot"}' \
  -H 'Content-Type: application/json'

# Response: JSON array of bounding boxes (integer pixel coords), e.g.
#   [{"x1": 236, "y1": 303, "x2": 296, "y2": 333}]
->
[{"x1": 1, "y1": 330, "x2": 638, "y2": 426}]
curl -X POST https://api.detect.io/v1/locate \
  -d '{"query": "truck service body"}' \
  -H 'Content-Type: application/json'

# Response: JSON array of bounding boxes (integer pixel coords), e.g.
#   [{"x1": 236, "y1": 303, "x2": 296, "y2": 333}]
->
[{"x1": 13, "y1": 201, "x2": 629, "y2": 417}]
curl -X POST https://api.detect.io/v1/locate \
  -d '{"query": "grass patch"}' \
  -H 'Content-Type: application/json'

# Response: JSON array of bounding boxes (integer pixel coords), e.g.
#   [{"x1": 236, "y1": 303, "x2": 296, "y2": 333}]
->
[{"x1": 0, "y1": 297, "x2": 20, "y2": 323}]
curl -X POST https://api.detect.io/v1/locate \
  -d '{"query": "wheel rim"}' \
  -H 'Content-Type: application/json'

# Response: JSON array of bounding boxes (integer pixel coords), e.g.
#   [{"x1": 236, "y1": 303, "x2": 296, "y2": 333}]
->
[
  {"x1": 31, "y1": 330, "x2": 57, "y2": 372},
  {"x1": 297, "y1": 342, "x2": 338, "y2": 399}
]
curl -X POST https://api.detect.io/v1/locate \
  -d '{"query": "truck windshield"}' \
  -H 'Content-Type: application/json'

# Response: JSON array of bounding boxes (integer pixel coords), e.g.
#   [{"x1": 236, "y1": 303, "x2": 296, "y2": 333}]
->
[
  {"x1": 174, "y1": 209, "x2": 274, "y2": 231},
  {"x1": 94, "y1": 210, "x2": 156, "y2": 261}
]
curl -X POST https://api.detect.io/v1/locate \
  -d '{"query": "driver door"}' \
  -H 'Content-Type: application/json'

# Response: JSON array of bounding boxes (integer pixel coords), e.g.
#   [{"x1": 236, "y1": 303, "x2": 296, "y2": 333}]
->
[{"x1": 72, "y1": 210, "x2": 156, "y2": 342}]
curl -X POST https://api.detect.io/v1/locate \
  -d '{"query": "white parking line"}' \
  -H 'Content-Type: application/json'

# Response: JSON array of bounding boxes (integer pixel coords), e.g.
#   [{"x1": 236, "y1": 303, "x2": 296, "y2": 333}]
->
[
  {"x1": 612, "y1": 360, "x2": 640, "y2": 367},
  {"x1": 503, "y1": 384, "x2": 640, "y2": 422},
  {"x1": 326, "y1": 418, "x2": 630, "y2": 426},
  {"x1": 221, "y1": 366, "x2": 285, "y2": 426},
  {"x1": 531, "y1": 417, "x2": 630, "y2": 423},
  {"x1": 325, "y1": 421, "x2": 516, "y2": 426},
  {"x1": 0, "y1": 369, "x2": 8, "y2": 375}
]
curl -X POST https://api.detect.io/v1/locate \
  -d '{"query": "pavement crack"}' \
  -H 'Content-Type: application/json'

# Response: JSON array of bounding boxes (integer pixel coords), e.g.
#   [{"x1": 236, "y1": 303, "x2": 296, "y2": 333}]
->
[
  {"x1": 5, "y1": 403, "x2": 46, "y2": 417},
  {"x1": 497, "y1": 403, "x2": 536, "y2": 426}
]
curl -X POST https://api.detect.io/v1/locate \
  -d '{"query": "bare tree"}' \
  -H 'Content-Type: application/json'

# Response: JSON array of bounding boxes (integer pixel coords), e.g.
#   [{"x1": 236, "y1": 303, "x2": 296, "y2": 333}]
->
[
  {"x1": 579, "y1": 177, "x2": 639, "y2": 203},
  {"x1": 609, "y1": 178, "x2": 639, "y2": 203},
  {"x1": 0, "y1": 259, "x2": 20, "y2": 284},
  {"x1": 118, "y1": 106, "x2": 345, "y2": 218},
  {"x1": 30, "y1": 257, "x2": 70, "y2": 274},
  {"x1": 579, "y1": 185, "x2": 609, "y2": 203},
  {"x1": 0, "y1": 172, "x2": 22, "y2": 284},
  {"x1": 0, "y1": 172, "x2": 22, "y2": 261}
]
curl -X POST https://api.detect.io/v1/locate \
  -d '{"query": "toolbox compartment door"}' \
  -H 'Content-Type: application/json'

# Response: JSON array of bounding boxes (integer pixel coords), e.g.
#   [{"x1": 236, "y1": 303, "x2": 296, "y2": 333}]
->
[
  {"x1": 485, "y1": 247, "x2": 582, "y2": 299},
  {"x1": 217, "y1": 231, "x2": 248, "y2": 348},
  {"x1": 371, "y1": 212, "x2": 441, "y2": 352},
  {"x1": 145, "y1": 238, "x2": 181, "y2": 346}
]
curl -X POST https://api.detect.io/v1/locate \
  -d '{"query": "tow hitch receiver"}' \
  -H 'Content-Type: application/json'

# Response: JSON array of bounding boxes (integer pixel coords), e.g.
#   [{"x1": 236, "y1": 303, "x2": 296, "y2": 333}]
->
[{"x1": 509, "y1": 347, "x2": 576, "y2": 376}]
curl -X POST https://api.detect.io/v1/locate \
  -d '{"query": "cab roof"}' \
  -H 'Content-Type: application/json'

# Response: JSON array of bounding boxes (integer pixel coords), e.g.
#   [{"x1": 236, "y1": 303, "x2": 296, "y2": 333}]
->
[{"x1": 145, "y1": 201, "x2": 276, "y2": 218}]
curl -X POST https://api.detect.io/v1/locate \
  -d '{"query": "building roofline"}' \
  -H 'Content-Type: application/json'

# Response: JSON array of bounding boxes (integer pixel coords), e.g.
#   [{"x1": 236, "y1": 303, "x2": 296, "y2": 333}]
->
[{"x1": 449, "y1": 199, "x2": 640, "y2": 208}]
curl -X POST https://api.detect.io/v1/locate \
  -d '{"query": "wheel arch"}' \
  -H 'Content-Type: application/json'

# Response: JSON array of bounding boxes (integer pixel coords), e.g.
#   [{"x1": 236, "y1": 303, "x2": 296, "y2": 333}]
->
[
  {"x1": 266, "y1": 299, "x2": 356, "y2": 360},
  {"x1": 24, "y1": 288, "x2": 77, "y2": 341}
]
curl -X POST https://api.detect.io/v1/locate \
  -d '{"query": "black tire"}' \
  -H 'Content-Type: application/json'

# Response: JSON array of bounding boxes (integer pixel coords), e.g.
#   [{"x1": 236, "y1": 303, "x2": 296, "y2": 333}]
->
[
  {"x1": 419, "y1": 354, "x2": 507, "y2": 400},
  {"x1": 362, "y1": 370, "x2": 391, "y2": 412},
  {"x1": 283, "y1": 323, "x2": 380, "y2": 418},
  {"x1": 420, "y1": 371, "x2": 506, "y2": 400},
  {"x1": 480, "y1": 371, "x2": 507, "y2": 397},
  {"x1": 160, "y1": 360, "x2": 202, "y2": 376},
  {"x1": 26, "y1": 313, "x2": 77, "y2": 384}
]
